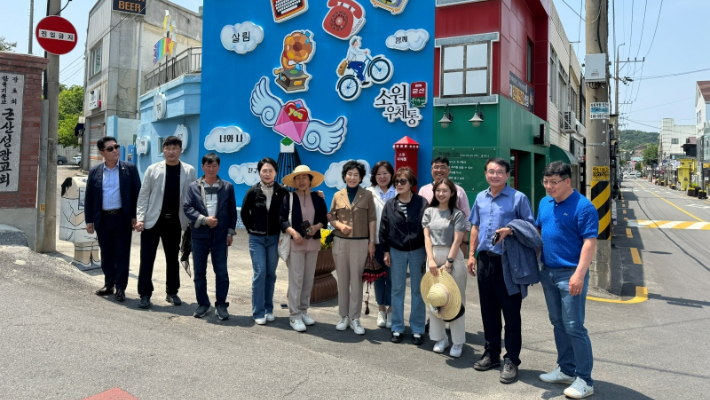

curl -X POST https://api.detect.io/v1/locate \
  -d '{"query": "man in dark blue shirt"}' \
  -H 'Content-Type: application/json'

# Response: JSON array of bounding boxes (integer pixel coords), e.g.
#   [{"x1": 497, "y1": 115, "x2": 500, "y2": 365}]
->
[
  {"x1": 467, "y1": 158, "x2": 535, "y2": 384},
  {"x1": 536, "y1": 162, "x2": 598, "y2": 399}
]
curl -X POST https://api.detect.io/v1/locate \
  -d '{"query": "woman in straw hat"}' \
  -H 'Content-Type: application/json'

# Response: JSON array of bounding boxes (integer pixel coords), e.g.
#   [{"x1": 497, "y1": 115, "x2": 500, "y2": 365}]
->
[
  {"x1": 330, "y1": 160, "x2": 377, "y2": 335},
  {"x1": 422, "y1": 178, "x2": 468, "y2": 357},
  {"x1": 280, "y1": 165, "x2": 328, "y2": 332}
]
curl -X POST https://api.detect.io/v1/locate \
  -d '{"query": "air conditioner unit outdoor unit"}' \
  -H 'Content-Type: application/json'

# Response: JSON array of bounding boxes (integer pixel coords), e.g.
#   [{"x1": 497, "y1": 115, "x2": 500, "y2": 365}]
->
[{"x1": 562, "y1": 111, "x2": 577, "y2": 133}]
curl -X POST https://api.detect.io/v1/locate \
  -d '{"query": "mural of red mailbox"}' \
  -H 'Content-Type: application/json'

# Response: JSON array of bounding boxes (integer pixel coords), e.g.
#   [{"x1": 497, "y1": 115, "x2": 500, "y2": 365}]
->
[{"x1": 394, "y1": 136, "x2": 419, "y2": 189}]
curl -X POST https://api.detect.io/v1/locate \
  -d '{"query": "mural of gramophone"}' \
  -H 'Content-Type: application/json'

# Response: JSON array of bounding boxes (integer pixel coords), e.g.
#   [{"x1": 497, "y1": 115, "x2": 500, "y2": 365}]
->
[{"x1": 59, "y1": 177, "x2": 101, "y2": 271}]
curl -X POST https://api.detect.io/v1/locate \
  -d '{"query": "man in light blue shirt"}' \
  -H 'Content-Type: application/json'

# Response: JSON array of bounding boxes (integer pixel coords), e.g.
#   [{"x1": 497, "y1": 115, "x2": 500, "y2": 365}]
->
[
  {"x1": 102, "y1": 163, "x2": 121, "y2": 210},
  {"x1": 467, "y1": 157, "x2": 535, "y2": 384}
]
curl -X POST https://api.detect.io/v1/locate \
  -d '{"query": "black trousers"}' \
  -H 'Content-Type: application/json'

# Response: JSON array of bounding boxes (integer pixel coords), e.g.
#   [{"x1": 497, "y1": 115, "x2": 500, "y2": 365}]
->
[
  {"x1": 477, "y1": 252, "x2": 523, "y2": 365},
  {"x1": 96, "y1": 211, "x2": 133, "y2": 290},
  {"x1": 137, "y1": 216, "x2": 182, "y2": 297}
]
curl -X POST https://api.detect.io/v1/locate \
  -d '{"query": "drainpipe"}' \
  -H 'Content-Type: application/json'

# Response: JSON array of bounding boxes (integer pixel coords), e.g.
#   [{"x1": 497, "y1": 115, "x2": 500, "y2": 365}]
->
[{"x1": 135, "y1": 19, "x2": 143, "y2": 119}]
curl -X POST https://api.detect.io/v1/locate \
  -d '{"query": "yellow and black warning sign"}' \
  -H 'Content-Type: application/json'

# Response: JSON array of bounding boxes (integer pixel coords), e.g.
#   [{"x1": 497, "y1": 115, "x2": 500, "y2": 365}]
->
[
  {"x1": 591, "y1": 179, "x2": 611, "y2": 240},
  {"x1": 592, "y1": 166, "x2": 610, "y2": 181}
]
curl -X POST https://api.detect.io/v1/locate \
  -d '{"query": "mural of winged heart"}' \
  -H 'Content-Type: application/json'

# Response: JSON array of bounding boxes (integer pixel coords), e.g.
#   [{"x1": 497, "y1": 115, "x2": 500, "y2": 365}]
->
[{"x1": 250, "y1": 77, "x2": 348, "y2": 155}]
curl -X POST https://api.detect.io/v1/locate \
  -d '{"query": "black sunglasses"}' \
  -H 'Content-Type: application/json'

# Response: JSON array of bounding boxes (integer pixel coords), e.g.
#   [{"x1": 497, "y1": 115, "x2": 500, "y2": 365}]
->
[
  {"x1": 103, "y1": 144, "x2": 120, "y2": 152},
  {"x1": 394, "y1": 179, "x2": 410, "y2": 186}
]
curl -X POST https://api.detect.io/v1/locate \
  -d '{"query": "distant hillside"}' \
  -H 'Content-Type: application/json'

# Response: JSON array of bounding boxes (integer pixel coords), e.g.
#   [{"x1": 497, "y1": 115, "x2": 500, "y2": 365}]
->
[{"x1": 618, "y1": 130, "x2": 659, "y2": 152}]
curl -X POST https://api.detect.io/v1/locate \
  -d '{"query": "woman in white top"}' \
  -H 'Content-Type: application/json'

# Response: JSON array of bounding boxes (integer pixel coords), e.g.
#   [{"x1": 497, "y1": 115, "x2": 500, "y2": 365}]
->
[
  {"x1": 366, "y1": 160, "x2": 396, "y2": 328},
  {"x1": 422, "y1": 178, "x2": 468, "y2": 358}
]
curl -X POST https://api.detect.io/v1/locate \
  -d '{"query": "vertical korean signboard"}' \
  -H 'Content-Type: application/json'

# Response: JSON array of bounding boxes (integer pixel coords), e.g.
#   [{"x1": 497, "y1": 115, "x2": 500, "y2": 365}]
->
[{"x1": 0, "y1": 73, "x2": 23, "y2": 192}]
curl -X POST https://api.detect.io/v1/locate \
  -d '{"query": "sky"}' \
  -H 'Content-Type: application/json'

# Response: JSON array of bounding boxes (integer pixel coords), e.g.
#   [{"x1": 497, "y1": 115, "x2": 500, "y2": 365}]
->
[{"x1": 1, "y1": 0, "x2": 708, "y2": 134}]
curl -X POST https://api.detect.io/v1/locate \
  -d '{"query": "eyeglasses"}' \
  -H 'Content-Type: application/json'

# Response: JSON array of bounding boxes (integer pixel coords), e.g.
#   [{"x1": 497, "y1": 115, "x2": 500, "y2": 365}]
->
[
  {"x1": 486, "y1": 170, "x2": 506, "y2": 177},
  {"x1": 394, "y1": 179, "x2": 409, "y2": 186},
  {"x1": 541, "y1": 179, "x2": 564, "y2": 187},
  {"x1": 103, "y1": 145, "x2": 120, "y2": 152},
  {"x1": 432, "y1": 165, "x2": 449, "y2": 171}
]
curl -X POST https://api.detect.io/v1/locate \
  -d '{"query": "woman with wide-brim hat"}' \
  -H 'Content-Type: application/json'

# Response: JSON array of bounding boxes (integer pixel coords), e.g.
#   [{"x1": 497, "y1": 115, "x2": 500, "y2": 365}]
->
[
  {"x1": 280, "y1": 165, "x2": 328, "y2": 332},
  {"x1": 422, "y1": 178, "x2": 468, "y2": 357}
]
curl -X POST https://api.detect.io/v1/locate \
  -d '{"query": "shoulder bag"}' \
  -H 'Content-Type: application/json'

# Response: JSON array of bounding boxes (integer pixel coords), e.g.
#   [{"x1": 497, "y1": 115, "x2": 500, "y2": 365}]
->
[{"x1": 278, "y1": 193, "x2": 293, "y2": 262}]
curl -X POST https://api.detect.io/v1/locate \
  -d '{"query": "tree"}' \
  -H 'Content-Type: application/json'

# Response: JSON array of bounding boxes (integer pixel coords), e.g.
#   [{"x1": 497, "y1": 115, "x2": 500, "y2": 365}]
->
[
  {"x1": 57, "y1": 85, "x2": 84, "y2": 148},
  {"x1": 0, "y1": 36, "x2": 17, "y2": 52},
  {"x1": 642, "y1": 144, "x2": 658, "y2": 166},
  {"x1": 635, "y1": 162, "x2": 644, "y2": 172}
]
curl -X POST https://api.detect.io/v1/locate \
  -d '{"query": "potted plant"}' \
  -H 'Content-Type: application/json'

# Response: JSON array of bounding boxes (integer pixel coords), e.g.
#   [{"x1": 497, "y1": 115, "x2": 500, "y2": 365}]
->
[{"x1": 310, "y1": 229, "x2": 338, "y2": 303}]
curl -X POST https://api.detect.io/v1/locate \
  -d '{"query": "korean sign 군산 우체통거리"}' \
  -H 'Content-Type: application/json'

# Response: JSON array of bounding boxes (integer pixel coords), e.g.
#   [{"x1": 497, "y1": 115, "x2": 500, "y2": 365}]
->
[{"x1": 0, "y1": 72, "x2": 23, "y2": 192}]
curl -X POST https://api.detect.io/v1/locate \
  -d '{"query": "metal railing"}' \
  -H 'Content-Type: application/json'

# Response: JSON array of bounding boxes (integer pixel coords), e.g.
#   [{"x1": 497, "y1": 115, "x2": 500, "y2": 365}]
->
[{"x1": 142, "y1": 47, "x2": 202, "y2": 95}]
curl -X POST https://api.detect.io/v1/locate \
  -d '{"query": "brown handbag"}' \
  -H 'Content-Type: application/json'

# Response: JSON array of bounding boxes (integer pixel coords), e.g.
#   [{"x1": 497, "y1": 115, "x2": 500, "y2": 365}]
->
[{"x1": 337, "y1": 60, "x2": 348, "y2": 76}]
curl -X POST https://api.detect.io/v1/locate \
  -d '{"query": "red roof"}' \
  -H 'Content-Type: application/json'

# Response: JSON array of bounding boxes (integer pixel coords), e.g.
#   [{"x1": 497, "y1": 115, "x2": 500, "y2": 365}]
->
[
  {"x1": 394, "y1": 136, "x2": 419, "y2": 147},
  {"x1": 698, "y1": 81, "x2": 710, "y2": 102}
]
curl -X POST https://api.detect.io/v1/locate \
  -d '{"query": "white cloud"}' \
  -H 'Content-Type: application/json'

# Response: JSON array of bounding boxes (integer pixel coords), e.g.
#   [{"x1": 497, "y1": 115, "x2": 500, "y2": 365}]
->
[
  {"x1": 228, "y1": 163, "x2": 260, "y2": 186},
  {"x1": 385, "y1": 29, "x2": 430, "y2": 52},
  {"x1": 324, "y1": 160, "x2": 371, "y2": 190},
  {"x1": 221, "y1": 22, "x2": 264, "y2": 54},
  {"x1": 204, "y1": 126, "x2": 251, "y2": 153}
]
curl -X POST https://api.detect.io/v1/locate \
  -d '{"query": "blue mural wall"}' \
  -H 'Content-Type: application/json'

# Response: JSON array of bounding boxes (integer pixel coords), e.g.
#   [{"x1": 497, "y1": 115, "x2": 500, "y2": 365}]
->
[
  {"x1": 136, "y1": 74, "x2": 202, "y2": 181},
  {"x1": 201, "y1": 0, "x2": 435, "y2": 205}
]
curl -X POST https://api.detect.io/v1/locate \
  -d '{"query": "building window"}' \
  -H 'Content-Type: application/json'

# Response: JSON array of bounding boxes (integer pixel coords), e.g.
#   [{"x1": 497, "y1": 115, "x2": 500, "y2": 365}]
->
[
  {"x1": 440, "y1": 42, "x2": 490, "y2": 97},
  {"x1": 550, "y1": 49, "x2": 557, "y2": 104},
  {"x1": 158, "y1": 137, "x2": 165, "y2": 155},
  {"x1": 671, "y1": 138, "x2": 679, "y2": 145},
  {"x1": 526, "y1": 40, "x2": 534, "y2": 83},
  {"x1": 90, "y1": 45, "x2": 102, "y2": 76}
]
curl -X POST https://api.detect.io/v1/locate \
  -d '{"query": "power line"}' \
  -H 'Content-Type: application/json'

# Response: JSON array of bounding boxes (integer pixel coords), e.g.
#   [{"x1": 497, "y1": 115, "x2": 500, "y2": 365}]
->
[
  {"x1": 636, "y1": 67, "x2": 710, "y2": 81},
  {"x1": 625, "y1": 96, "x2": 694, "y2": 114},
  {"x1": 643, "y1": 0, "x2": 664, "y2": 58},
  {"x1": 560, "y1": 0, "x2": 585, "y2": 21},
  {"x1": 633, "y1": 0, "x2": 648, "y2": 60}
]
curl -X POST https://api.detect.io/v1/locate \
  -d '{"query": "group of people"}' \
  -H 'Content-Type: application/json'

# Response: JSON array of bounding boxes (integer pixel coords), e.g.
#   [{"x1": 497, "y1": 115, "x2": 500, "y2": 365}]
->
[{"x1": 85, "y1": 136, "x2": 597, "y2": 399}]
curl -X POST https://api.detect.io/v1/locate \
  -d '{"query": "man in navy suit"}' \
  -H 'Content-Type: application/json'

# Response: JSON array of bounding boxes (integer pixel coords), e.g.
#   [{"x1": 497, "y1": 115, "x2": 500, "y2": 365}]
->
[{"x1": 85, "y1": 136, "x2": 141, "y2": 302}]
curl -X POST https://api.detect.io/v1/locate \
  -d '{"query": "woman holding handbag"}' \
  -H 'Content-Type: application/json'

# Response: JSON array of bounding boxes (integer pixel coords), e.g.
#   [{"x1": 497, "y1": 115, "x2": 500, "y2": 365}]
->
[
  {"x1": 330, "y1": 161, "x2": 377, "y2": 335},
  {"x1": 280, "y1": 166, "x2": 328, "y2": 332},
  {"x1": 366, "y1": 160, "x2": 396, "y2": 329},
  {"x1": 422, "y1": 178, "x2": 468, "y2": 357},
  {"x1": 379, "y1": 167, "x2": 428, "y2": 345}
]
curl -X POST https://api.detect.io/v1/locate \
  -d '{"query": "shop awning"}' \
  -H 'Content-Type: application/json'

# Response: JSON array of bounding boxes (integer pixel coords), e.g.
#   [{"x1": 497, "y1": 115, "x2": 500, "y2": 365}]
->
[{"x1": 549, "y1": 145, "x2": 579, "y2": 165}]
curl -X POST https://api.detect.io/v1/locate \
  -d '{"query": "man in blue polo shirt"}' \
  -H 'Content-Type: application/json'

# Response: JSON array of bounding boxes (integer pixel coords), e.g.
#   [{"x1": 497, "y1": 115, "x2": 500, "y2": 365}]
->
[
  {"x1": 467, "y1": 158, "x2": 535, "y2": 384},
  {"x1": 536, "y1": 161, "x2": 598, "y2": 399}
]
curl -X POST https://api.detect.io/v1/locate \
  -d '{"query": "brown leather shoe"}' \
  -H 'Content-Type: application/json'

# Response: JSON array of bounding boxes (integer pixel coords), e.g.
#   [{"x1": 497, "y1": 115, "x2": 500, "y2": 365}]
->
[
  {"x1": 115, "y1": 289, "x2": 126, "y2": 302},
  {"x1": 95, "y1": 285, "x2": 114, "y2": 296}
]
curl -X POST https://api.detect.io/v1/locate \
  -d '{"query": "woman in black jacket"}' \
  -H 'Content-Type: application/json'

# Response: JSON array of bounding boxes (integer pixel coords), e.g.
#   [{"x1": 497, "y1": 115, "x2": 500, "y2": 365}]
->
[
  {"x1": 240, "y1": 157, "x2": 289, "y2": 325},
  {"x1": 379, "y1": 167, "x2": 429, "y2": 345},
  {"x1": 279, "y1": 166, "x2": 328, "y2": 332}
]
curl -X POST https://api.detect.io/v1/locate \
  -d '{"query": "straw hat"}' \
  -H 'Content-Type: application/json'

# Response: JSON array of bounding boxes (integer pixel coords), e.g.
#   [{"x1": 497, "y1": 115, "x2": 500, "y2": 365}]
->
[
  {"x1": 420, "y1": 269, "x2": 462, "y2": 321},
  {"x1": 282, "y1": 165, "x2": 324, "y2": 189}
]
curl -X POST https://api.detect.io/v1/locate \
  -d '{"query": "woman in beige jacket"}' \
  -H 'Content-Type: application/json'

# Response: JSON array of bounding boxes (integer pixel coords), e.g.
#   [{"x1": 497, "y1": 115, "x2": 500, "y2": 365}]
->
[{"x1": 330, "y1": 161, "x2": 376, "y2": 335}]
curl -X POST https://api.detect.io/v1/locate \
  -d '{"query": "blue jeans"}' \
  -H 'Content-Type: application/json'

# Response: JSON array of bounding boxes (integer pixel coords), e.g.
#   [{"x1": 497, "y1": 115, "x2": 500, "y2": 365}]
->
[
  {"x1": 249, "y1": 234, "x2": 280, "y2": 319},
  {"x1": 192, "y1": 236, "x2": 229, "y2": 307},
  {"x1": 541, "y1": 265, "x2": 594, "y2": 386},
  {"x1": 373, "y1": 244, "x2": 391, "y2": 306},
  {"x1": 390, "y1": 247, "x2": 427, "y2": 334},
  {"x1": 348, "y1": 61, "x2": 366, "y2": 81}
]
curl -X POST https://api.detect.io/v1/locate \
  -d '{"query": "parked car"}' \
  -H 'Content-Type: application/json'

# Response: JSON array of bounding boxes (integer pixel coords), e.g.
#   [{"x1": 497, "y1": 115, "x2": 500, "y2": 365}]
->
[
  {"x1": 57, "y1": 155, "x2": 67, "y2": 165},
  {"x1": 72, "y1": 154, "x2": 81, "y2": 165}
]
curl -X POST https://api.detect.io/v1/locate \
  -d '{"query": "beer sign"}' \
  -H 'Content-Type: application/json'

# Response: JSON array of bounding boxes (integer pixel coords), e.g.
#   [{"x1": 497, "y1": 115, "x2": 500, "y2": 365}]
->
[{"x1": 113, "y1": 0, "x2": 146, "y2": 15}]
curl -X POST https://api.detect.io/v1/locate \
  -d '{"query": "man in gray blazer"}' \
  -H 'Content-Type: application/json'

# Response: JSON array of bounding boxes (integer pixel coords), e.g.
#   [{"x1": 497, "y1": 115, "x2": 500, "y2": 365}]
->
[{"x1": 135, "y1": 136, "x2": 197, "y2": 309}]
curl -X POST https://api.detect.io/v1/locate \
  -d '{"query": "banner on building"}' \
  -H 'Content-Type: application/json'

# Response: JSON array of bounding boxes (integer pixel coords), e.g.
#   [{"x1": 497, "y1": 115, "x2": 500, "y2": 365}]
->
[
  {"x1": 509, "y1": 72, "x2": 534, "y2": 113},
  {"x1": 0, "y1": 72, "x2": 24, "y2": 192},
  {"x1": 113, "y1": 0, "x2": 146, "y2": 15},
  {"x1": 590, "y1": 102, "x2": 610, "y2": 120}
]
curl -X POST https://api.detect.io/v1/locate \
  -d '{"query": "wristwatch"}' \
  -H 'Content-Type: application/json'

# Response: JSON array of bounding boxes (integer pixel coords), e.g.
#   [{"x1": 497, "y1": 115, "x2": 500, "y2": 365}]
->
[{"x1": 446, "y1": 257, "x2": 454, "y2": 264}]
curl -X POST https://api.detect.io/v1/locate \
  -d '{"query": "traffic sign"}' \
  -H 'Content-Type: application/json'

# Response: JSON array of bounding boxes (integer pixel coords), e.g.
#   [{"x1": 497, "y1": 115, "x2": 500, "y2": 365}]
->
[{"x1": 35, "y1": 16, "x2": 78, "y2": 55}]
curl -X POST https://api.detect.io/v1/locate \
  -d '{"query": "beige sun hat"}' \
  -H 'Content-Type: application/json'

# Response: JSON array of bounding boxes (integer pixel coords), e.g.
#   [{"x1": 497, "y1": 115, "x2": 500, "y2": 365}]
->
[
  {"x1": 282, "y1": 165, "x2": 325, "y2": 189},
  {"x1": 420, "y1": 269, "x2": 462, "y2": 321}
]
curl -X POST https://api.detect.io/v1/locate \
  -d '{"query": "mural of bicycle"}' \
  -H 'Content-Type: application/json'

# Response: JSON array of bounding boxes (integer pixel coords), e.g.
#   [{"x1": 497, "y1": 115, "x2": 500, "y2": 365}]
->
[{"x1": 335, "y1": 36, "x2": 394, "y2": 101}]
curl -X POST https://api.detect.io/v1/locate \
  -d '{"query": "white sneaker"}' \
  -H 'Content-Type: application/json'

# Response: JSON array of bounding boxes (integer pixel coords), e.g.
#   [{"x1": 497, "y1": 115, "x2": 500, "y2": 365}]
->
[
  {"x1": 290, "y1": 319, "x2": 307, "y2": 332},
  {"x1": 350, "y1": 318, "x2": 365, "y2": 335},
  {"x1": 336, "y1": 316, "x2": 349, "y2": 331},
  {"x1": 377, "y1": 311, "x2": 387, "y2": 328},
  {"x1": 386, "y1": 312, "x2": 392, "y2": 329},
  {"x1": 433, "y1": 337, "x2": 449, "y2": 353},
  {"x1": 265, "y1": 313, "x2": 275, "y2": 322},
  {"x1": 564, "y1": 377, "x2": 594, "y2": 399},
  {"x1": 539, "y1": 367, "x2": 576, "y2": 384},
  {"x1": 450, "y1": 343, "x2": 463, "y2": 358},
  {"x1": 302, "y1": 313, "x2": 315, "y2": 326},
  {"x1": 254, "y1": 317, "x2": 266, "y2": 325}
]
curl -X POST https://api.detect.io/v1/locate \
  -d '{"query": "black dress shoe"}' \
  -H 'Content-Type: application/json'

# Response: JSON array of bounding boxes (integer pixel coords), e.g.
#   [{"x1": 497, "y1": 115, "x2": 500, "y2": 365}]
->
[
  {"x1": 412, "y1": 334, "x2": 424, "y2": 346},
  {"x1": 391, "y1": 332, "x2": 403, "y2": 343},
  {"x1": 95, "y1": 285, "x2": 114, "y2": 296},
  {"x1": 138, "y1": 296, "x2": 151, "y2": 309},
  {"x1": 115, "y1": 289, "x2": 126, "y2": 302}
]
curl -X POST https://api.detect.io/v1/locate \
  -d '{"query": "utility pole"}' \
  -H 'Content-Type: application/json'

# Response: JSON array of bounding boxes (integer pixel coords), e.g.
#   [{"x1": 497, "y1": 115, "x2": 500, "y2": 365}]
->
[
  {"x1": 40, "y1": 0, "x2": 61, "y2": 253},
  {"x1": 585, "y1": 0, "x2": 612, "y2": 291},
  {"x1": 28, "y1": 0, "x2": 35, "y2": 54}
]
